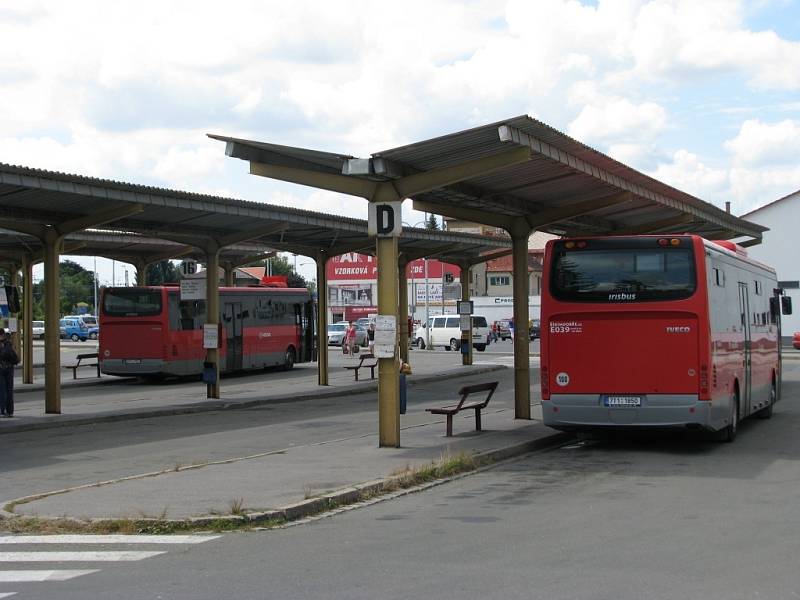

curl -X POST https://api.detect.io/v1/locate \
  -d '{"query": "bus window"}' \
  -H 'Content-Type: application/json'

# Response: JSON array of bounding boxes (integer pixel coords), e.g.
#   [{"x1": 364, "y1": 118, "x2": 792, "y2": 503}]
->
[
  {"x1": 103, "y1": 288, "x2": 162, "y2": 316},
  {"x1": 551, "y1": 245, "x2": 696, "y2": 302}
]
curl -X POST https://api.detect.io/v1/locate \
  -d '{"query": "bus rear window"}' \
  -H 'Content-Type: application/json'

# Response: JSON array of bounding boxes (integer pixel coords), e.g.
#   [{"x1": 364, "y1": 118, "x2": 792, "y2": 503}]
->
[
  {"x1": 551, "y1": 246, "x2": 696, "y2": 302},
  {"x1": 103, "y1": 289, "x2": 163, "y2": 316}
]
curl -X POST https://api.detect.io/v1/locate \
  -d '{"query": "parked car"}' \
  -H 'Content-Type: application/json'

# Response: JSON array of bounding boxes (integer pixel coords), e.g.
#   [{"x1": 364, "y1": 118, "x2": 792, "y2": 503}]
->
[
  {"x1": 414, "y1": 315, "x2": 490, "y2": 351},
  {"x1": 64, "y1": 315, "x2": 99, "y2": 340},
  {"x1": 59, "y1": 317, "x2": 89, "y2": 342},
  {"x1": 327, "y1": 323, "x2": 368, "y2": 347},
  {"x1": 354, "y1": 317, "x2": 372, "y2": 329},
  {"x1": 530, "y1": 318, "x2": 541, "y2": 340},
  {"x1": 32, "y1": 320, "x2": 45, "y2": 339},
  {"x1": 495, "y1": 320, "x2": 512, "y2": 341},
  {"x1": 793, "y1": 331, "x2": 800, "y2": 350}
]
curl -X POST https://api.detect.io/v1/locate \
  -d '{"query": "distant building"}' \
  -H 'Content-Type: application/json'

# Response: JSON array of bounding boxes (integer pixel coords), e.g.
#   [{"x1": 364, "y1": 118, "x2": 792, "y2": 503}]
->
[
  {"x1": 442, "y1": 216, "x2": 556, "y2": 297},
  {"x1": 740, "y1": 190, "x2": 800, "y2": 340}
]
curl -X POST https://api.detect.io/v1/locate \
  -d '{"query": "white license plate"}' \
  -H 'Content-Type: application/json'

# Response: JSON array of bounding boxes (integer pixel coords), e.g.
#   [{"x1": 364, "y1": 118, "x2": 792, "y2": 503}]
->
[
  {"x1": 125, "y1": 359, "x2": 141, "y2": 365},
  {"x1": 603, "y1": 395, "x2": 642, "y2": 407}
]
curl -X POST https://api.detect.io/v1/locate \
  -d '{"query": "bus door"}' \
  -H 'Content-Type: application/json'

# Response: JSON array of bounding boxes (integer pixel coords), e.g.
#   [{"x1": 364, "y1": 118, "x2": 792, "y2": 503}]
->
[
  {"x1": 738, "y1": 282, "x2": 752, "y2": 413},
  {"x1": 224, "y1": 302, "x2": 243, "y2": 372},
  {"x1": 294, "y1": 302, "x2": 313, "y2": 363}
]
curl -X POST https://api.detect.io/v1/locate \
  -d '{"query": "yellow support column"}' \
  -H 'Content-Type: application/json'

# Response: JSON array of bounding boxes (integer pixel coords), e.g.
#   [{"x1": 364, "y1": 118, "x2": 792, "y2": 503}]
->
[
  {"x1": 511, "y1": 231, "x2": 531, "y2": 419},
  {"x1": 377, "y1": 235, "x2": 400, "y2": 448},
  {"x1": 398, "y1": 259, "x2": 409, "y2": 365},
  {"x1": 205, "y1": 244, "x2": 221, "y2": 399},
  {"x1": 135, "y1": 259, "x2": 147, "y2": 286},
  {"x1": 43, "y1": 230, "x2": 62, "y2": 413},
  {"x1": 460, "y1": 263, "x2": 473, "y2": 366},
  {"x1": 21, "y1": 254, "x2": 33, "y2": 384},
  {"x1": 223, "y1": 263, "x2": 235, "y2": 287},
  {"x1": 316, "y1": 251, "x2": 329, "y2": 386}
]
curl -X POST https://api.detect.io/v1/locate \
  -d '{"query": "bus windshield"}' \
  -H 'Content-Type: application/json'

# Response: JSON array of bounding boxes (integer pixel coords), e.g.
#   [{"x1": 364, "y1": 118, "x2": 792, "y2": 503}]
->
[
  {"x1": 551, "y1": 243, "x2": 696, "y2": 303},
  {"x1": 103, "y1": 289, "x2": 163, "y2": 316}
]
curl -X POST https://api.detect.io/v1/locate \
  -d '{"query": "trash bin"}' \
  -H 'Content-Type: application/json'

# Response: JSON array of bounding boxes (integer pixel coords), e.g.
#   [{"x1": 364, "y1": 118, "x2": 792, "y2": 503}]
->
[
  {"x1": 202, "y1": 361, "x2": 217, "y2": 384},
  {"x1": 399, "y1": 373, "x2": 407, "y2": 414}
]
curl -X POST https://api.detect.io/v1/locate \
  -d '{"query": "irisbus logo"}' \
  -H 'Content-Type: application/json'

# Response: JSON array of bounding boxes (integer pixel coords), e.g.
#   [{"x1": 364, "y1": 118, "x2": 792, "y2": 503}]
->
[
  {"x1": 608, "y1": 292, "x2": 636, "y2": 300},
  {"x1": 665, "y1": 326, "x2": 691, "y2": 333}
]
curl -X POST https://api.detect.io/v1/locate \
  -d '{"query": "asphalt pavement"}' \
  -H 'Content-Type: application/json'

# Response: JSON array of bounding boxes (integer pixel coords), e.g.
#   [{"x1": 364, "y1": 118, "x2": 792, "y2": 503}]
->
[{"x1": 0, "y1": 347, "x2": 564, "y2": 528}]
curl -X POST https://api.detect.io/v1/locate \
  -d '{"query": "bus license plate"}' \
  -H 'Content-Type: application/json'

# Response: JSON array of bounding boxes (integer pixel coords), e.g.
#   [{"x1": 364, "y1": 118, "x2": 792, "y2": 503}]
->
[
  {"x1": 603, "y1": 395, "x2": 642, "y2": 407},
  {"x1": 125, "y1": 359, "x2": 141, "y2": 365}
]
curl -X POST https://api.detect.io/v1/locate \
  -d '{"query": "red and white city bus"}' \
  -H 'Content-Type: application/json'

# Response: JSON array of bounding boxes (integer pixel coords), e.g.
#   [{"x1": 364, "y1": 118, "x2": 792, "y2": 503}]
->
[
  {"x1": 541, "y1": 235, "x2": 792, "y2": 441},
  {"x1": 100, "y1": 286, "x2": 314, "y2": 377}
]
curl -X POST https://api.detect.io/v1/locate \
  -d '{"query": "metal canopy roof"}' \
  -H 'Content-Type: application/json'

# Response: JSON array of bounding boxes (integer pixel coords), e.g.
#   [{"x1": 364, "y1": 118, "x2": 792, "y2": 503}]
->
[
  {"x1": 212, "y1": 115, "x2": 766, "y2": 245},
  {"x1": 0, "y1": 163, "x2": 509, "y2": 266},
  {"x1": 0, "y1": 229, "x2": 276, "y2": 267}
]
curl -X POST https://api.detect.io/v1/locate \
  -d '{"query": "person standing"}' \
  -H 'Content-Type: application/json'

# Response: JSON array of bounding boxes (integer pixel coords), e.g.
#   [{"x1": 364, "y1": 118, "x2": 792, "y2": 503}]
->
[
  {"x1": 0, "y1": 328, "x2": 19, "y2": 418},
  {"x1": 367, "y1": 322, "x2": 375, "y2": 354},
  {"x1": 344, "y1": 322, "x2": 356, "y2": 357}
]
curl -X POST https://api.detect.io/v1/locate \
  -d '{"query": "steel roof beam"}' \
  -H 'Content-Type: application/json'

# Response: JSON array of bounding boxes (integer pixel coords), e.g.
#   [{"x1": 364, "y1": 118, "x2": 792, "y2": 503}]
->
[
  {"x1": 497, "y1": 124, "x2": 762, "y2": 242},
  {"x1": 524, "y1": 192, "x2": 632, "y2": 229},
  {"x1": 251, "y1": 146, "x2": 532, "y2": 203}
]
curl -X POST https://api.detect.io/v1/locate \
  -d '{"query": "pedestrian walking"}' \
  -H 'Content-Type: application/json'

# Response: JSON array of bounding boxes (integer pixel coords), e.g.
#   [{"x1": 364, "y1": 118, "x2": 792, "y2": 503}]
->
[
  {"x1": 0, "y1": 328, "x2": 19, "y2": 418},
  {"x1": 367, "y1": 322, "x2": 375, "y2": 354},
  {"x1": 344, "y1": 323, "x2": 357, "y2": 357}
]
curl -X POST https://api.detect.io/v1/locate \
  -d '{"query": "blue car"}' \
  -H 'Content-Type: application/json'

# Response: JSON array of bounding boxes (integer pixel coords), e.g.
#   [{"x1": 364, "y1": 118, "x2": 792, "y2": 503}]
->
[{"x1": 59, "y1": 317, "x2": 89, "y2": 342}]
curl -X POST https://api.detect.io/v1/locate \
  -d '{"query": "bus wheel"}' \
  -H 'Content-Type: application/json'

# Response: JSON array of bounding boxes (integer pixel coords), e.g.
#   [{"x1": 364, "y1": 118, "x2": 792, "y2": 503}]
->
[
  {"x1": 719, "y1": 390, "x2": 739, "y2": 443},
  {"x1": 283, "y1": 348, "x2": 295, "y2": 371},
  {"x1": 758, "y1": 380, "x2": 776, "y2": 419}
]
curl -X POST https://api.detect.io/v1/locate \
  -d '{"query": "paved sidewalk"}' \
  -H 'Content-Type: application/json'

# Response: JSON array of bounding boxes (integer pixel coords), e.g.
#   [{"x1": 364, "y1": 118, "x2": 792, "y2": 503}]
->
[{"x1": 0, "y1": 362, "x2": 564, "y2": 526}]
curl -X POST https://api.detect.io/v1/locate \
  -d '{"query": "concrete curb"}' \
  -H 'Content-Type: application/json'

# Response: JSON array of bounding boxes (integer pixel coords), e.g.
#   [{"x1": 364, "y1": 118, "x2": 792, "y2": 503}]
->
[
  {"x1": 0, "y1": 429, "x2": 571, "y2": 528},
  {"x1": 0, "y1": 364, "x2": 509, "y2": 435}
]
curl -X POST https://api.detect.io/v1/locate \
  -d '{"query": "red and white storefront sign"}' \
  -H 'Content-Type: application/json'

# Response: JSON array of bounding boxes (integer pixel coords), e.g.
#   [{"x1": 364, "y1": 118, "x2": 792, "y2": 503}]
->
[{"x1": 327, "y1": 253, "x2": 459, "y2": 282}]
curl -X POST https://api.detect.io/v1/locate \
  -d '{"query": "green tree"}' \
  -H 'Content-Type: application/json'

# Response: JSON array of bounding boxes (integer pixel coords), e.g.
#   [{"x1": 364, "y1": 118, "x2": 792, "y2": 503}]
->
[
  {"x1": 146, "y1": 260, "x2": 180, "y2": 285},
  {"x1": 425, "y1": 213, "x2": 440, "y2": 230},
  {"x1": 247, "y1": 255, "x2": 311, "y2": 289},
  {"x1": 31, "y1": 260, "x2": 97, "y2": 317}
]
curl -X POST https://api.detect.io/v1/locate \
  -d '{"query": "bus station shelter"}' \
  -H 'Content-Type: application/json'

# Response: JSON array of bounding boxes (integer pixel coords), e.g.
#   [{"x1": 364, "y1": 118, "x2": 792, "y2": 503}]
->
[
  {"x1": 0, "y1": 164, "x2": 510, "y2": 418},
  {"x1": 211, "y1": 114, "x2": 766, "y2": 447}
]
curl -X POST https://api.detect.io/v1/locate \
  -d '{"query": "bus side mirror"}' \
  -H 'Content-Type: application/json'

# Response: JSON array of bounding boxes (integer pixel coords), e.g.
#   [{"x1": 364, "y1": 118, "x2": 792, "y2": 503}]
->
[
  {"x1": 782, "y1": 296, "x2": 793, "y2": 315},
  {"x1": 770, "y1": 297, "x2": 780, "y2": 320}
]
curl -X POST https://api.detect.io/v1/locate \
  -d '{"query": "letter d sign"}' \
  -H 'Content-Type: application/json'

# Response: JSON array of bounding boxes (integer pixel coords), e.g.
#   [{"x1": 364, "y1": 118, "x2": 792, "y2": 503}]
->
[{"x1": 368, "y1": 201, "x2": 402, "y2": 237}]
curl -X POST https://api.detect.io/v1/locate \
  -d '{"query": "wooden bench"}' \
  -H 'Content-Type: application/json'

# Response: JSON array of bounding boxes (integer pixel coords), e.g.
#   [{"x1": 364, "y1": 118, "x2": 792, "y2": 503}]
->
[
  {"x1": 343, "y1": 353, "x2": 378, "y2": 381},
  {"x1": 426, "y1": 381, "x2": 498, "y2": 437},
  {"x1": 63, "y1": 352, "x2": 100, "y2": 379}
]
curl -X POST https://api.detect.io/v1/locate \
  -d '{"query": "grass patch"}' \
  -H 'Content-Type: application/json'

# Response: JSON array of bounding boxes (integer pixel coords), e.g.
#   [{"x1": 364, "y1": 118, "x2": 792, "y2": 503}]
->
[{"x1": 0, "y1": 450, "x2": 488, "y2": 535}]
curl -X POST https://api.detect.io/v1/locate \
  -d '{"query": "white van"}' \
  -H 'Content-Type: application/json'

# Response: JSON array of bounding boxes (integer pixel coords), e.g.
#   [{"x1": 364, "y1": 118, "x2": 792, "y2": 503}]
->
[{"x1": 414, "y1": 315, "x2": 490, "y2": 351}]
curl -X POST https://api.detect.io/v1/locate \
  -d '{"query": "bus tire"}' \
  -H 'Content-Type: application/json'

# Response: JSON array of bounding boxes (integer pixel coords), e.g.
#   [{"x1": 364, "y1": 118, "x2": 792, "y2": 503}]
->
[
  {"x1": 283, "y1": 347, "x2": 295, "y2": 371},
  {"x1": 757, "y1": 379, "x2": 776, "y2": 419},
  {"x1": 719, "y1": 389, "x2": 739, "y2": 443}
]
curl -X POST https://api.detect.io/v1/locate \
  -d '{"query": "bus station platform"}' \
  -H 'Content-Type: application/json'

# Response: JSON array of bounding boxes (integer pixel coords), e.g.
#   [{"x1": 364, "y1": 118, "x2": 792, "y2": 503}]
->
[{"x1": 0, "y1": 356, "x2": 569, "y2": 528}]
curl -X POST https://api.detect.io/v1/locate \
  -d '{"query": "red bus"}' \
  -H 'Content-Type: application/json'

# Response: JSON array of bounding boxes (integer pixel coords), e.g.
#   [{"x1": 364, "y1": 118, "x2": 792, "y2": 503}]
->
[
  {"x1": 100, "y1": 286, "x2": 314, "y2": 377},
  {"x1": 541, "y1": 235, "x2": 792, "y2": 441}
]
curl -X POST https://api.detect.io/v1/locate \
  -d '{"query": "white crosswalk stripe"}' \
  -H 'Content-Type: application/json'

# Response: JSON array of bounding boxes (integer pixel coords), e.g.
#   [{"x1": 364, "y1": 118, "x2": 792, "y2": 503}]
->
[
  {"x1": 0, "y1": 533, "x2": 219, "y2": 596},
  {"x1": 0, "y1": 535, "x2": 219, "y2": 545},
  {"x1": 0, "y1": 570, "x2": 98, "y2": 582},
  {"x1": 0, "y1": 551, "x2": 165, "y2": 562}
]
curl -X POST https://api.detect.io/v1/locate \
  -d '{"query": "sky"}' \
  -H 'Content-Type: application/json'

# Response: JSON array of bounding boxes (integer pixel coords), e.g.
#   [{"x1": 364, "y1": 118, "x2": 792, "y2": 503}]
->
[{"x1": 2, "y1": 0, "x2": 799, "y2": 285}]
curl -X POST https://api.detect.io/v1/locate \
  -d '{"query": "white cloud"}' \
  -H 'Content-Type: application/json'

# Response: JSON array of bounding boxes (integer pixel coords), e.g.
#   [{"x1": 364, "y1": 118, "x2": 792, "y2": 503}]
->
[
  {"x1": 724, "y1": 119, "x2": 800, "y2": 167},
  {"x1": 568, "y1": 97, "x2": 667, "y2": 145},
  {"x1": 650, "y1": 148, "x2": 800, "y2": 215}
]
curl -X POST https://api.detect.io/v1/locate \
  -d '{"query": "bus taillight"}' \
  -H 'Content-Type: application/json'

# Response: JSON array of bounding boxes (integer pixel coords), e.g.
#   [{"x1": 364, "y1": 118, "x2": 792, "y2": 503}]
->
[{"x1": 699, "y1": 364, "x2": 710, "y2": 400}]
